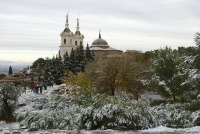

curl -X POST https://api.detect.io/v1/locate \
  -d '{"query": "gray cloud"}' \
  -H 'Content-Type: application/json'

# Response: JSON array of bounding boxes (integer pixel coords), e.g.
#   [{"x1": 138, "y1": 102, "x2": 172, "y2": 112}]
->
[{"x1": 0, "y1": 0, "x2": 200, "y2": 61}]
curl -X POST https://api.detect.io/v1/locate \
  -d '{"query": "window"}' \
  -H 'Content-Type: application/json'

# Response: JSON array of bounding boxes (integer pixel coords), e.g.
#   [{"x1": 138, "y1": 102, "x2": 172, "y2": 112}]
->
[
  {"x1": 80, "y1": 41, "x2": 82, "y2": 45},
  {"x1": 75, "y1": 41, "x2": 77, "y2": 45},
  {"x1": 64, "y1": 39, "x2": 66, "y2": 44}
]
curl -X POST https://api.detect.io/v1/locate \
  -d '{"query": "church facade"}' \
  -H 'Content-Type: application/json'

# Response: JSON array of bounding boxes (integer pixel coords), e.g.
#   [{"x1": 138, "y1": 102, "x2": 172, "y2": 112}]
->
[
  {"x1": 59, "y1": 15, "x2": 123, "y2": 59},
  {"x1": 59, "y1": 14, "x2": 84, "y2": 59}
]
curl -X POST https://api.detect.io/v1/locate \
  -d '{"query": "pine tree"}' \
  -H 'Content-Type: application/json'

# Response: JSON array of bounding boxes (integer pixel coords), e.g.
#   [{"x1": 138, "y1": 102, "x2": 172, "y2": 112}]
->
[
  {"x1": 85, "y1": 43, "x2": 93, "y2": 62},
  {"x1": 0, "y1": 82, "x2": 22, "y2": 121},
  {"x1": 194, "y1": 32, "x2": 200, "y2": 47},
  {"x1": 8, "y1": 66, "x2": 13, "y2": 75},
  {"x1": 75, "y1": 43, "x2": 85, "y2": 72},
  {"x1": 54, "y1": 51, "x2": 64, "y2": 84},
  {"x1": 149, "y1": 47, "x2": 194, "y2": 102},
  {"x1": 44, "y1": 57, "x2": 54, "y2": 82},
  {"x1": 63, "y1": 50, "x2": 71, "y2": 71},
  {"x1": 69, "y1": 48, "x2": 76, "y2": 74}
]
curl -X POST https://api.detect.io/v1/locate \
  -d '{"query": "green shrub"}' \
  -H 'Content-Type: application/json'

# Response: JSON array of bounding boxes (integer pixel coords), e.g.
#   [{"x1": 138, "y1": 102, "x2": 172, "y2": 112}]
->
[
  {"x1": 193, "y1": 116, "x2": 200, "y2": 126},
  {"x1": 185, "y1": 101, "x2": 200, "y2": 112},
  {"x1": 150, "y1": 99, "x2": 166, "y2": 106}
]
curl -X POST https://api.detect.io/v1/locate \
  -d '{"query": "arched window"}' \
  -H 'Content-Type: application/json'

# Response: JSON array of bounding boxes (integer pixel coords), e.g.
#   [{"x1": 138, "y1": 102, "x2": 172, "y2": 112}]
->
[
  {"x1": 80, "y1": 41, "x2": 82, "y2": 46},
  {"x1": 75, "y1": 41, "x2": 77, "y2": 45},
  {"x1": 64, "y1": 39, "x2": 66, "y2": 44}
]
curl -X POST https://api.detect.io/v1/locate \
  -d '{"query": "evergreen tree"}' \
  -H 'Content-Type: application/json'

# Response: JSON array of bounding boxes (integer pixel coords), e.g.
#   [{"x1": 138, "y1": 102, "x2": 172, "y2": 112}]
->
[
  {"x1": 194, "y1": 32, "x2": 200, "y2": 47},
  {"x1": 75, "y1": 44, "x2": 85, "y2": 72},
  {"x1": 31, "y1": 58, "x2": 46, "y2": 69},
  {"x1": 8, "y1": 66, "x2": 13, "y2": 75},
  {"x1": 85, "y1": 43, "x2": 93, "y2": 62},
  {"x1": 44, "y1": 57, "x2": 54, "y2": 82},
  {"x1": 148, "y1": 47, "x2": 194, "y2": 102},
  {"x1": 69, "y1": 48, "x2": 76, "y2": 74},
  {"x1": 54, "y1": 52, "x2": 64, "y2": 85},
  {"x1": 0, "y1": 82, "x2": 22, "y2": 121},
  {"x1": 63, "y1": 50, "x2": 71, "y2": 71}
]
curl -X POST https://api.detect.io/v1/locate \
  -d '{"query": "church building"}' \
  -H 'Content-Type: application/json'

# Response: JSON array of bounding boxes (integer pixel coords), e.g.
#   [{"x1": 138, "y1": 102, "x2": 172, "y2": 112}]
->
[
  {"x1": 59, "y1": 14, "x2": 84, "y2": 59},
  {"x1": 59, "y1": 15, "x2": 123, "y2": 59}
]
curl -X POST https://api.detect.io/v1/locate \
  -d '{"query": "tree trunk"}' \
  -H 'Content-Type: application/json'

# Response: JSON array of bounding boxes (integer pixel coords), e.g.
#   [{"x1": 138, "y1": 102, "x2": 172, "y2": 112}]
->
[
  {"x1": 172, "y1": 94, "x2": 176, "y2": 102},
  {"x1": 111, "y1": 88, "x2": 115, "y2": 96},
  {"x1": 3, "y1": 98, "x2": 14, "y2": 122}
]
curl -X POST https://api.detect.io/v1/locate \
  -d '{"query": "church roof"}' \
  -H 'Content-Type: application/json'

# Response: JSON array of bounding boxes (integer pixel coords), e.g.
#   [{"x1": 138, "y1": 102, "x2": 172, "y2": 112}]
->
[
  {"x1": 75, "y1": 31, "x2": 81, "y2": 35},
  {"x1": 63, "y1": 28, "x2": 71, "y2": 33},
  {"x1": 90, "y1": 46, "x2": 122, "y2": 51},
  {"x1": 91, "y1": 32, "x2": 108, "y2": 47}
]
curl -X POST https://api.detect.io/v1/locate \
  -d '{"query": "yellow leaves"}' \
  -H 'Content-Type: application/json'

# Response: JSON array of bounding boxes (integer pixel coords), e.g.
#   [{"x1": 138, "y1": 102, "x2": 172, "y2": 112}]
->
[{"x1": 63, "y1": 71, "x2": 92, "y2": 90}]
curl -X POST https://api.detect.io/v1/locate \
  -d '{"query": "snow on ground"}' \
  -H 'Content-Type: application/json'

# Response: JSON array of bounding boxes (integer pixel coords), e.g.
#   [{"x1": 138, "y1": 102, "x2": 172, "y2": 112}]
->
[
  {"x1": 1, "y1": 85, "x2": 200, "y2": 134},
  {"x1": 0, "y1": 123, "x2": 200, "y2": 134}
]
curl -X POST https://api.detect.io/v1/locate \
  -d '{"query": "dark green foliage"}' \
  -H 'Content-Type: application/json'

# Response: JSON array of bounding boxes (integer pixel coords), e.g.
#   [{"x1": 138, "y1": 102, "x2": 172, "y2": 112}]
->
[
  {"x1": 75, "y1": 44, "x2": 85, "y2": 72},
  {"x1": 149, "y1": 47, "x2": 193, "y2": 102},
  {"x1": 0, "y1": 82, "x2": 22, "y2": 122},
  {"x1": 44, "y1": 53, "x2": 64, "y2": 85},
  {"x1": 150, "y1": 99, "x2": 167, "y2": 106},
  {"x1": 44, "y1": 58, "x2": 53, "y2": 82},
  {"x1": 54, "y1": 52, "x2": 65, "y2": 85},
  {"x1": 185, "y1": 100, "x2": 200, "y2": 112},
  {"x1": 8, "y1": 66, "x2": 13, "y2": 75},
  {"x1": 85, "y1": 43, "x2": 93, "y2": 62},
  {"x1": 31, "y1": 58, "x2": 46, "y2": 69},
  {"x1": 69, "y1": 48, "x2": 77, "y2": 74},
  {"x1": 193, "y1": 116, "x2": 200, "y2": 126},
  {"x1": 63, "y1": 50, "x2": 71, "y2": 72}
]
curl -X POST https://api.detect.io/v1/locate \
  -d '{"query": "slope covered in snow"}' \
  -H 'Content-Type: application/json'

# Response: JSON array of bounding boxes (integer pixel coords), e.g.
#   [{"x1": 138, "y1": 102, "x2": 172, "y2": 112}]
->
[{"x1": 0, "y1": 85, "x2": 199, "y2": 133}]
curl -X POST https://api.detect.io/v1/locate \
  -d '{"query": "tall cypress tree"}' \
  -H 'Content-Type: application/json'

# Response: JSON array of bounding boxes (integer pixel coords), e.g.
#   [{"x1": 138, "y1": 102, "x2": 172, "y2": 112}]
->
[
  {"x1": 44, "y1": 57, "x2": 53, "y2": 82},
  {"x1": 8, "y1": 66, "x2": 13, "y2": 75},
  {"x1": 75, "y1": 43, "x2": 85, "y2": 72},
  {"x1": 63, "y1": 50, "x2": 71, "y2": 71},
  {"x1": 54, "y1": 52, "x2": 64, "y2": 84},
  {"x1": 85, "y1": 43, "x2": 93, "y2": 62},
  {"x1": 69, "y1": 48, "x2": 76, "y2": 74}
]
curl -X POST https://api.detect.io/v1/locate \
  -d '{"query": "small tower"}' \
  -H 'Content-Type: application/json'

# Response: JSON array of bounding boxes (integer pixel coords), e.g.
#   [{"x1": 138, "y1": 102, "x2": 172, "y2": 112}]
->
[
  {"x1": 59, "y1": 15, "x2": 84, "y2": 59},
  {"x1": 74, "y1": 18, "x2": 84, "y2": 46}
]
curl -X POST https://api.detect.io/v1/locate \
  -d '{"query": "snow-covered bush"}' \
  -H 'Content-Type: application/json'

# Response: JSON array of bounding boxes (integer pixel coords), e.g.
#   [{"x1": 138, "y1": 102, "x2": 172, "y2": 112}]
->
[
  {"x1": 17, "y1": 92, "x2": 158, "y2": 131},
  {"x1": 0, "y1": 82, "x2": 22, "y2": 122},
  {"x1": 149, "y1": 103, "x2": 193, "y2": 128},
  {"x1": 16, "y1": 87, "x2": 200, "y2": 131},
  {"x1": 192, "y1": 111, "x2": 200, "y2": 126}
]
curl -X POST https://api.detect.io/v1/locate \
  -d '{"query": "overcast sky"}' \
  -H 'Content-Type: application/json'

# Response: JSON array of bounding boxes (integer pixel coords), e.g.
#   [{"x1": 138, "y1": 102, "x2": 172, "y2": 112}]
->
[{"x1": 0, "y1": 0, "x2": 200, "y2": 63}]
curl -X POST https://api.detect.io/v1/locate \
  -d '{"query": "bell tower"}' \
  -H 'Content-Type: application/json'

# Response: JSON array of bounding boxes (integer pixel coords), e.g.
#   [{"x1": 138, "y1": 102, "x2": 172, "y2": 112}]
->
[{"x1": 59, "y1": 14, "x2": 84, "y2": 59}]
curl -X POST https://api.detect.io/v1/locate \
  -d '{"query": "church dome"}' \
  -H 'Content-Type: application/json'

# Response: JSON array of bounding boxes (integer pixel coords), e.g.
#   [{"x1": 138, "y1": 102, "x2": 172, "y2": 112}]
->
[{"x1": 91, "y1": 33, "x2": 109, "y2": 48}]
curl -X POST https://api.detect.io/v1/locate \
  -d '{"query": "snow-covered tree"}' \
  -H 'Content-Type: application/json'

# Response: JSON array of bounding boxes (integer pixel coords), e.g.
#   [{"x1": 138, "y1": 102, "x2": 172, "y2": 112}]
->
[
  {"x1": 194, "y1": 32, "x2": 200, "y2": 47},
  {"x1": 69, "y1": 48, "x2": 77, "y2": 74},
  {"x1": 54, "y1": 52, "x2": 65, "y2": 85},
  {"x1": 0, "y1": 82, "x2": 22, "y2": 122},
  {"x1": 44, "y1": 57, "x2": 54, "y2": 82},
  {"x1": 75, "y1": 44, "x2": 85, "y2": 72},
  {"x1": 149, "y1": 47, "x2": 194, "y2": 102},
  {"x1": 63, "y1": 50, "x2": 71, "y2": 72}
]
